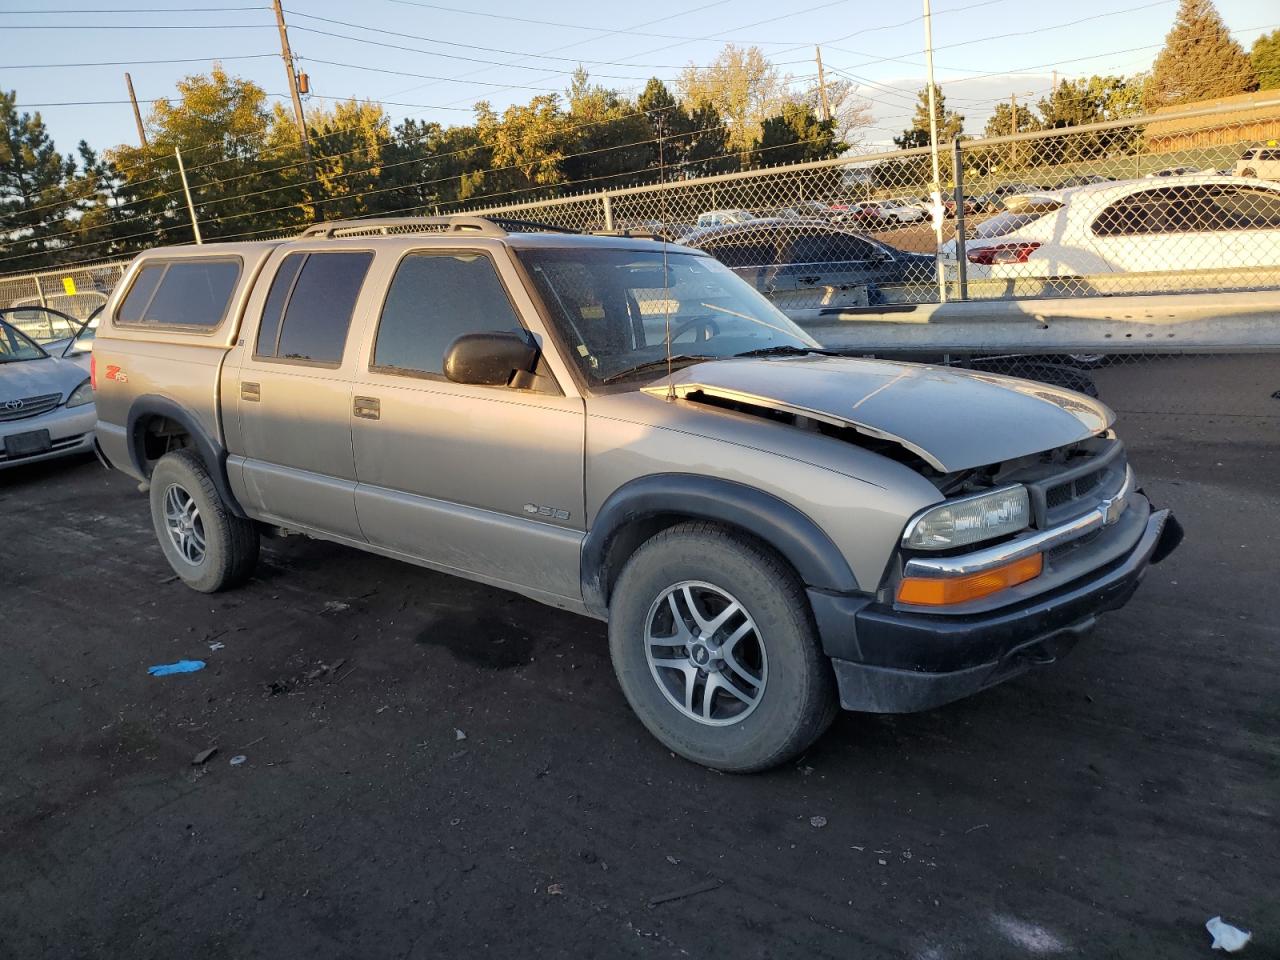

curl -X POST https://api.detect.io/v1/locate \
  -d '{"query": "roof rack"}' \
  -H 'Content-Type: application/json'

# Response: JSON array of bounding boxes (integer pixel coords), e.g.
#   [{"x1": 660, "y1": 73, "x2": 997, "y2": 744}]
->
[{"x1": 298, "y1": 215, "x2": 580, "y2": 240}]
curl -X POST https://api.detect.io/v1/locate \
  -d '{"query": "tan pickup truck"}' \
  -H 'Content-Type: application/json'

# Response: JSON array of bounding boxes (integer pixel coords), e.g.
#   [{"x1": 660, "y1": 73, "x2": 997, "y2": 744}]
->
[{"x1": 92, "y1": 216, "x2": 1180, "y2": 771}]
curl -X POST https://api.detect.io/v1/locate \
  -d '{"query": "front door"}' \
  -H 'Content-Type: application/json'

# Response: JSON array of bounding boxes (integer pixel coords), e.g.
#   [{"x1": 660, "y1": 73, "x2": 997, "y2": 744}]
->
[
  {"x1": 349, "y1": 248, "x2": 586, "y2": 603},
  {"x1": 231, "y1": 249, "x2": 374, "y2": 539}
]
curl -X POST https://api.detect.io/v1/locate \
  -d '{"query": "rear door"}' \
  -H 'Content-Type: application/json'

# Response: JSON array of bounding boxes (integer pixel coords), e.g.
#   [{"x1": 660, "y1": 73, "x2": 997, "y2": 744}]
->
[
  {"x1": 349, "y1": 247, "x2": 585, "y2": 602},
  {"x1": 228, "y1": 247, "x2": 374, "y2": 538}
]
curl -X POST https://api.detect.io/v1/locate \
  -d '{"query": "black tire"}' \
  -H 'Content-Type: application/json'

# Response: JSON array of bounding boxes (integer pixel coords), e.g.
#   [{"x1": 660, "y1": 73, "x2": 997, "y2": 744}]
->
[
  {"x1": 608, "y1": 522, "x2": 838, "y2": 772},
  {"x1": 149, "y1": 449, "x2": 259, "y2": 593}
]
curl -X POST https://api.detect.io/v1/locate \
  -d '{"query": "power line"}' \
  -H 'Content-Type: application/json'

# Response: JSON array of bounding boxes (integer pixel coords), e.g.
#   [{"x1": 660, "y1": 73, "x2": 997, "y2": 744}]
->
[
  {"x1": 0, "y1": 5, "x2": 265, "y2": 12},
  {"x1": 3, "y1": 54, "x2": 278, "y2": 68},
  {"x1": 0, "y1": 22, "x2": 270, "y2": 29},
  {"x1": 288, "y1": 23, "x2": 682, "y2": 81},
  {"x1": 284, "y1": 10, "x2": 694, "y2": 70}
]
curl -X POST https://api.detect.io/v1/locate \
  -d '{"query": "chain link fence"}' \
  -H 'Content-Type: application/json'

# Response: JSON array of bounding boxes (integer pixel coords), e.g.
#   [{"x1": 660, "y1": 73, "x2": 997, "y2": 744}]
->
[{"x1": 3, "y1": 97, "x2": 1277, "y2": 344}]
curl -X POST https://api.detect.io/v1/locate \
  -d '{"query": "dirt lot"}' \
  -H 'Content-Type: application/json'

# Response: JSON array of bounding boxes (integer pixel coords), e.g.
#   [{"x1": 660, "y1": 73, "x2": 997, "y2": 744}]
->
[{"x1": 1, "y1": 370, "x2": 1277, "y2": 959}]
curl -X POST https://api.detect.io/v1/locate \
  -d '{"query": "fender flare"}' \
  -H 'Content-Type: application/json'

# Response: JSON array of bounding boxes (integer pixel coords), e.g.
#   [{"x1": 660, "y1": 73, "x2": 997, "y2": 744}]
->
[
  {"x1": 125, "y1": 395, "x2": 247, "y2": 518},
  {"x1": 581, "y1": 473, "x2": 859, "y2": 616}
]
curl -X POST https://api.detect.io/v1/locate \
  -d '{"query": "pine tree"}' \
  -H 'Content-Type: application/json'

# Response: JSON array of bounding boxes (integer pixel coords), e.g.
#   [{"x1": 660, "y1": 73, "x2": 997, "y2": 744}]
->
[
  {"x1": 0, "y1": 91, "x2": 77, "y2": 268},
  {"x1": 1143, "y1": 0, "x2": 1258, "y2": 109},
  {"x1": 894, "y1": 85, "x2": 963, "y2": 149}
]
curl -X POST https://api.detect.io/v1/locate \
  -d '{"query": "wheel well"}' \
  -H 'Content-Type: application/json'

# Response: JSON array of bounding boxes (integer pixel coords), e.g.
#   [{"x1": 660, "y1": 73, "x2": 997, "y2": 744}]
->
[
  {"x1": 135, "y1": 415, "x2": 193, "y2": 475},
  {"x1": 598, "y1": 514, "x2": 794, "y2": 610}
]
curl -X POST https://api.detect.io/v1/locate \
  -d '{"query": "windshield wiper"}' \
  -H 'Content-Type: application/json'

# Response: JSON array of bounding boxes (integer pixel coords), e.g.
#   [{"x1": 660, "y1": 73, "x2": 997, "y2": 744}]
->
[
  {"x1": 733, "y1": 345, "x2": 832, "y2": 358},
  {"x1": 598, "y1": 354, "x2": 714, "y2": 384}
]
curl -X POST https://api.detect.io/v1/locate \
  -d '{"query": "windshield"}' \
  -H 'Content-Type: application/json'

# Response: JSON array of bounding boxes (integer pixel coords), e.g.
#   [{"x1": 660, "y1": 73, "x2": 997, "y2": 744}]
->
[
  {"x1": 0, "y1": 319, "x2": 48, "y2": 363},
  {"x1": 517, "y1": 246, "x2": 819, "y2": 385}
]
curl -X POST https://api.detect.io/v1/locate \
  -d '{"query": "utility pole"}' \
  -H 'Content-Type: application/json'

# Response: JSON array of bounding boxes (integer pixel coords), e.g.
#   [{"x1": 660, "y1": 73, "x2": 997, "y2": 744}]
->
[
  {"x1": 922, "y1": 0, "x2": 946, "y2": 302},
  {"x1": 174, "y1": 147, "x2": 202, "y2": 245},
  {"x1": 1051, "y1": 70, "x2": 1058, "y2": 93},
  {"x1": 815, "y1": 45, "x2": 832, "y2": 124},
  {"x1": 125, "y1": 73, "x2": 148, "y2": 148},
  {"x1": 271, "y1": 0, "x2": 311, "y2": 161},
  {"x1": 1010, "y1": 92, "x2": 1018, "y2": 170}
]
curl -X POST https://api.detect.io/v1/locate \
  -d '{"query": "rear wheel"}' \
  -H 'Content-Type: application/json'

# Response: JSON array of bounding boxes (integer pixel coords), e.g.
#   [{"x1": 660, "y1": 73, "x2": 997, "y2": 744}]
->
[
  {"x1": 149, "y1": 450, "x2": 258, "y2": 593},
  {"x1": 608, "y1": 522, "x2": 837, "y2": 772}
]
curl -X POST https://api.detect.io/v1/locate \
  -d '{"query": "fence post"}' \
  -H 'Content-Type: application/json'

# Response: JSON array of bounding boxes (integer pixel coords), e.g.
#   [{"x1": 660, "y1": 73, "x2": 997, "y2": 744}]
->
[
  {"x1": 602, "y1": 192, "x2": 614, "y2": 232},
  {"x1": 33, "y1": 274, "x2": 48, "y2": 308},
  {"x1": 951, "y1": 138, "x2": 968, "y2": 301}
]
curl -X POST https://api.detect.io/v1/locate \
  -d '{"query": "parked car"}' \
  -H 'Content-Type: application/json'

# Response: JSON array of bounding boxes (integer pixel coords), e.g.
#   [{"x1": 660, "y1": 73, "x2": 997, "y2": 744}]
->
[
  {"x1": 1234, "y1": 145, "x2": 1280, "y2": 180},
  {"x1": 876, "y1": 198, "x2": 928, "y2": 223},
  {"x1": 1, "y1": 308, "x2": 96, "y2": 470},
  {"x1": 944, "y1": 175, "x2": 1280, "y2": 279},
  {"x1": 680, "y1": 218, "x2": 934, "y2": 304},
  {"x1": 696, "y1": 209, "x2": 755, "y2": 228},
  {"x1": 942, "y1": 195, "x2": 979, "y2": 218},
  {"x1": 829, "y1": 200, "x2": 887, "y2": 226},
  {"x1": 1145, "y1": 165, "x2": 1207, "y2": 178},
  {"x1": 93, "y1": 215, "x2": 1179, "y2": 772},
  {"x1": 972, "y1": 183, "x2": 1046, "y2": 213}
]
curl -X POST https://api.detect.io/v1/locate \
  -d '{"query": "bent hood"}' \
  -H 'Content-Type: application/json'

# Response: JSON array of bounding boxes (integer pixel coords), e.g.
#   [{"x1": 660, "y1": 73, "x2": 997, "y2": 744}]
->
[
  {"x1": 642, "y1": 355, "x2": 1113, "y2": 473},
  {"x1": 0, "y1": 355, "x2": 86, "y2": 401}
]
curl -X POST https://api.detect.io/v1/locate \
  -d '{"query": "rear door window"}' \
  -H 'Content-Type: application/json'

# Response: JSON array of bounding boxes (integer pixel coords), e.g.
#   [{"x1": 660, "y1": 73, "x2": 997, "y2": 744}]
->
[
  {"x1": 788, "y1": 232, "x2": 879, "y2": 264},
  {"x1": 372, "y1": 252, "x2": 526, "y2": 378},
  {"x1": 116, "y1": 259, "x2": 240, "y2": 328},
  {"x1": 256, "y1": 251, "x2": 373, "y2": 365}
]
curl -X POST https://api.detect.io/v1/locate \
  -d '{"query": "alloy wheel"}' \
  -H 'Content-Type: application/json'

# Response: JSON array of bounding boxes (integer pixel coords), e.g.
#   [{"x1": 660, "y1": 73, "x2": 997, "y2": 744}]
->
[{"x1": 644, "y1": 580, "x2": 767, "y2": 726}]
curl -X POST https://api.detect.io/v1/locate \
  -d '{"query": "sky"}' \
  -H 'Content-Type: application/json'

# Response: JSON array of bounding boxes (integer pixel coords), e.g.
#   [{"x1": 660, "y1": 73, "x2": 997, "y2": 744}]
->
[{"x1": 3, "y1": 0, "x2": 1277, "y2": 159}]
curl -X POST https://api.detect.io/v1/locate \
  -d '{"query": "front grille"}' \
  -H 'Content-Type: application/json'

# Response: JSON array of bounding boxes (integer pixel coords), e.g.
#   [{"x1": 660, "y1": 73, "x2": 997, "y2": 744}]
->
[
  {"x1": 0, "y1": 392, "x2": 61, "y2": 422},
  {"x1": 1023, "y1": 439, "x2": 1128, "y2": 529},
  {"x1": 1046, "y1": 466, "x2": 1105, "y2": 510}
]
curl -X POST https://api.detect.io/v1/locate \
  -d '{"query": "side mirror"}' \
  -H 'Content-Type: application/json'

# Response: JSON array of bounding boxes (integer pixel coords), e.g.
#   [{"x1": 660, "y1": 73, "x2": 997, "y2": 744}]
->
[{"x1": 443, "y1": 331, "x2": 539, "y2": 387}]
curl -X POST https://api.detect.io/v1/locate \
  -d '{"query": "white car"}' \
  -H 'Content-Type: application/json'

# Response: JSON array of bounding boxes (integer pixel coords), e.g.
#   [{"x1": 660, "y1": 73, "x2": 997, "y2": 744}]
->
[
  {"x1": 943, "y1": 175, "x2": 1280, "y2": 279},
  {"x1": 696, "y1": 209, "x2": 756, "y2": 228},
  {"x1": 1235, "y1": 146, "x2": 1280, "y2": 181},
  {"x1": 876, "y1": 198, "x2": 928, "y2": 223}
]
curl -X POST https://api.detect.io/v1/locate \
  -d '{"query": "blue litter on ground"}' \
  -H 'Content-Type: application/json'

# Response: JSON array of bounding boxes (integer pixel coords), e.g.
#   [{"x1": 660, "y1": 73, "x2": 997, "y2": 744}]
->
[{"x1": 148, "y1": 660, "x2": 206, "y2": 676}]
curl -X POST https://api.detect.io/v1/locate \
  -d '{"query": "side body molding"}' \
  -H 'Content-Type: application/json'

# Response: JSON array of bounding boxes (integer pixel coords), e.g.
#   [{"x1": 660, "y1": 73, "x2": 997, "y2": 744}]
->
[
  {"x1": 125, "y1": 394, "x2": 248, "y2": 518},
  {"x1": 581, "y1": 473, "x2": 860, "y2": 617}
]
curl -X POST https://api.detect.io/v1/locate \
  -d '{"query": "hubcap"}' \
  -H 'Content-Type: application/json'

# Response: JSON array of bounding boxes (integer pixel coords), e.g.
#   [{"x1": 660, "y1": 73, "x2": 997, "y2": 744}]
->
[
  {"x1": 162, "y1": 483, "x2": 206, "y2": 566},
  {"x1": 644, "y1": 580, "x2": 767, "y2": 727}
]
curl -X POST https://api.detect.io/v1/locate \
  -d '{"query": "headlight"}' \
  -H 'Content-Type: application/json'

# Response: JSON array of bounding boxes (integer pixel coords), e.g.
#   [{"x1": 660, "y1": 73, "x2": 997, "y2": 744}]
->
[
  {"x1": 66, "y1": 378, "x2": 94, "y2": 408},
  {"x1": 903, "y1": 485, "x2": 1030, "y2": 550}
]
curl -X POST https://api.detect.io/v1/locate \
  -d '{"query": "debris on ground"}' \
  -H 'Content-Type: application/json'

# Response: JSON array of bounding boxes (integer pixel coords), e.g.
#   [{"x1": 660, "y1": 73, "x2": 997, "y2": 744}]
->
[
  {"x1": 192, "y1": 747, "x2": 218, "y2": 765},
  {"x1": 546, "y1": 883, "x2": 563, "y2": 896},
  {"x1": 208, "y1": 642, "x2": 225, "y2": 652},
  {"x1": 648, "y1": 878, "x2": 723, "y2": 908},
  {"x1": 148, "y1": 660, "x2": 205, "y2": 676},
  {"x1": 265, "y1": 659, "x2": 348, "y2": 696},
  {"x1": 809, "y1": 816, "x2": 828, "y2": 828},
  {"x1": 455, "y1": 728, "x2": 467, "y2": 741},
  {"x1": 229, "y1": 755, "x2": 247, "y2": 766},
  {"x1": 665, "y1": 855, "x2": 680, "y2": 866},
  {"x1": 322, "y1": 600, "x2": 350, "y2": 614},
  {"x1": 1206, "y1": 916, "x2": 1251, "y2": 952}
]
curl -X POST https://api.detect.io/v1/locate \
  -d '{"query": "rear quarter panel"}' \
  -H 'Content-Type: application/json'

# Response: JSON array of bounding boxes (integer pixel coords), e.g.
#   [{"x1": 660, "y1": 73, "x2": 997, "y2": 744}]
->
[{"x1": 93, "y1": 245, "x2": 279, "y2": 474}]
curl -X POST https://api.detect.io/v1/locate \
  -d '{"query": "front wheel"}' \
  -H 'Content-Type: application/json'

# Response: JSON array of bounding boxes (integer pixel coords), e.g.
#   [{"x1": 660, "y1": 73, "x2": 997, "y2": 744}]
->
[
  {"x1": 149, "y1": 450, "x2": 259, "y2": 593},
  {"x1": 608, "y1": 522, "x2": 837, "y2": 772}
]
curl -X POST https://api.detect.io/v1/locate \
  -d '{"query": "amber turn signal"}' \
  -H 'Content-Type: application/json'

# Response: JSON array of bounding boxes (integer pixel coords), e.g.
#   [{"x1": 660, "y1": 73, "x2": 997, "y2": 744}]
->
[{"x1": 897, "y1": 553, "x2": 1044, "y2": 606}]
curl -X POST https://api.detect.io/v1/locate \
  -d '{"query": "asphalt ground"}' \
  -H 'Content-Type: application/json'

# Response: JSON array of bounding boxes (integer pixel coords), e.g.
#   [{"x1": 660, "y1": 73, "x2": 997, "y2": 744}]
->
[{"x1": 1, "y1": 355, "x2": 1277, "y2": 959}]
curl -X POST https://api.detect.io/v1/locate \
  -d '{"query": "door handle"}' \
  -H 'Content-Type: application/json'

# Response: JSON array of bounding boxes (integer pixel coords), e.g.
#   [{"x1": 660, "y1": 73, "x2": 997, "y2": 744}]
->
[
  {"x1": 241, "y1": 381, "x2": 260, "y2": 402},
  {"x1": 353, "y1": 396, "x2": 380, "y2": 420}
]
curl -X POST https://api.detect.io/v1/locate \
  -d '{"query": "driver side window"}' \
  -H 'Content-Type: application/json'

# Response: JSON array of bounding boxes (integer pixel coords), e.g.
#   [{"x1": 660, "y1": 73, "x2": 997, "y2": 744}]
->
[{"x1": 371, "y1": 252, "x2": 529, "y2": 380}]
